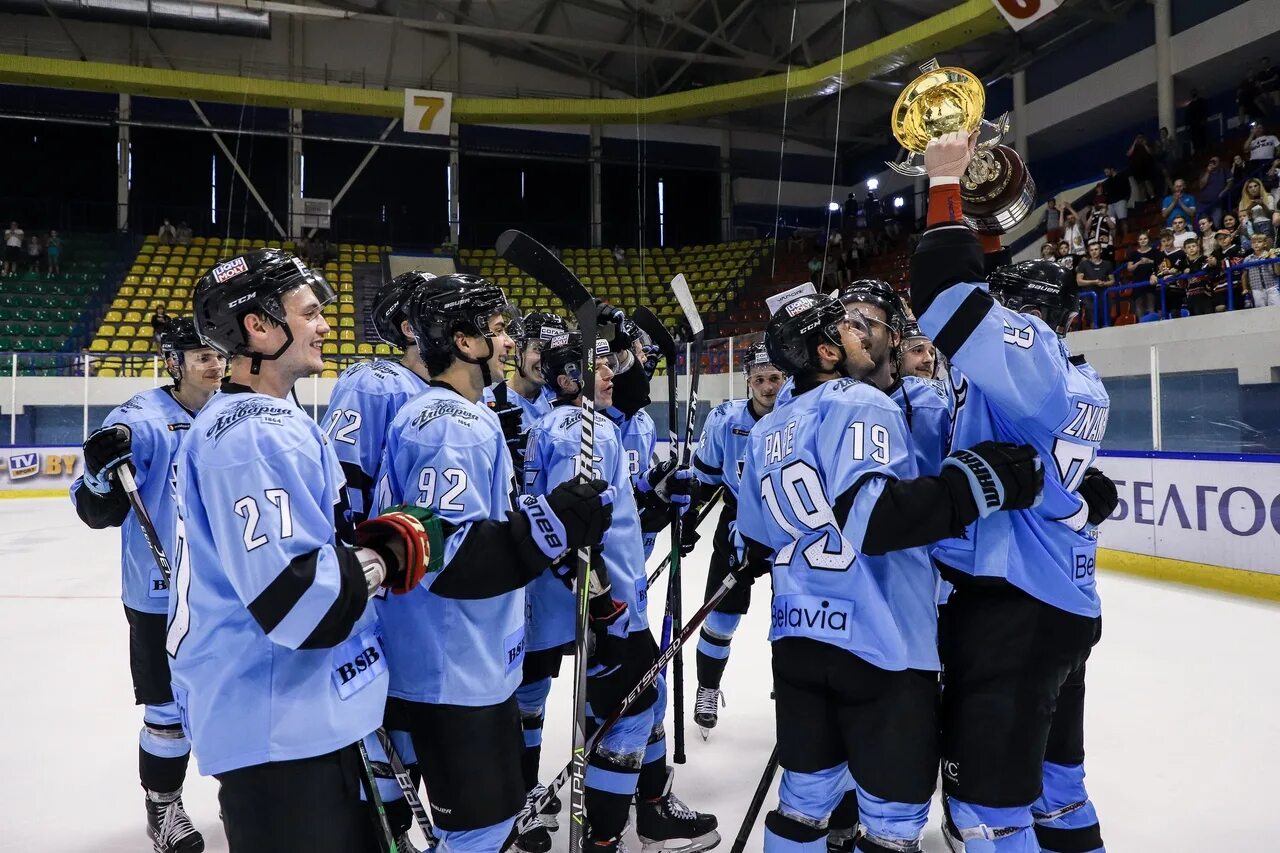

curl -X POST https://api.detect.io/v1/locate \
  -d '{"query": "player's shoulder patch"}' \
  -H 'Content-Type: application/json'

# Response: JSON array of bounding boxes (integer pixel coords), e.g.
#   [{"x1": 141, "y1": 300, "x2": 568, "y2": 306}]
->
[{"x1": 205, "y1": 397, "x2": 298, "y2": 440}]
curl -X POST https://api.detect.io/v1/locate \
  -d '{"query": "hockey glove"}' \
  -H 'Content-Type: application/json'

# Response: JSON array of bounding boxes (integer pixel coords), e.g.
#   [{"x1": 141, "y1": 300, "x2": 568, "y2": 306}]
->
[
  {"x1": 82, "y1": 424, "x2": 133, "y2": 496},
  {"x1": 1079, "y1": 467, "x2": 1119, "y2": 526},
  {"x1": 587, "y1": 579, "x2": 629, "y2": 671},
  {"x1": 941, "y1": 441, "x2": 1044, "y2": 519},
  {"x1": 355, "y1": 505, "x2": 442, "y2": 595},
  {"x1": 511, "y1": 477, "x2": 613, "y2": 570},
  {"x1": 636, "y1": 460, "x2": 697, "y2": 514},
  {"x1": 486, "y1": 388, "x2": 528, "y2": 476},
  {"x1": 729, "y1": 529, "x2": 773, "y2": 587}
]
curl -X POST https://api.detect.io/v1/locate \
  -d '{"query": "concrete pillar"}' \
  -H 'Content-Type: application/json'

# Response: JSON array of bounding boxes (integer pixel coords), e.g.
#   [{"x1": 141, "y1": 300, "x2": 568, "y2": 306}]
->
[
  {"x1": 720, "y1": 129, "x2": 732, "y2": 242},
  {"x1": 116, "y1": 93, "x2": 130, "y2": 232},
  {"x1": 288, "y1": 108, "x2": 304, "y2": 239},
  {"x1": 590, "y1": 122, "x2": 603, "y2": 248},
  {"x1": 1012, "y1": 70, "x2": 1029, "y2": 164},
  {"x1": 1154, "y1": 0, "x2": 1175, "y2": 135},
  {"x1": 448, "y1": 31, "x2": 461, "y2": 245}
]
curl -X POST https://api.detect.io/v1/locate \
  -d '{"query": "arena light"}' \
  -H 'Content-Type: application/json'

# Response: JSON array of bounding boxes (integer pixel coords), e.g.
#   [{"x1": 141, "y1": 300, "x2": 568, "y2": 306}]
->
[
  {"x1": 866, "y1": 178, "x2": 879, "y2": 192},
  {"x1": 892, "y1": 196, "x2": 905, "y2": 208},
  {"x1": 827, "y1": 202, "x2": 841, "y2": 213}
]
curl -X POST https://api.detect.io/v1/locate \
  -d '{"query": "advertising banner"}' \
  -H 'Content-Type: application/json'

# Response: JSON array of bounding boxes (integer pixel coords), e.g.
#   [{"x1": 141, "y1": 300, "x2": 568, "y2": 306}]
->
[{"x1": 0, "y1": 447, "x2": 82, "y2": 496}]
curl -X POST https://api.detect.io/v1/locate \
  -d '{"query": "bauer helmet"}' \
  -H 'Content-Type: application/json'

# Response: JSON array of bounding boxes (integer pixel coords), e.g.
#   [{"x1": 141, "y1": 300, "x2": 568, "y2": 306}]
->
[
  {"x1": 193, "y1": 248, "x2": 335, "y2": 364},
  {"x1": 989, "y1": 259, "x2": 1080, "y2": 336},
  {"x1": 838, "y1": 278, "x2": 908, "y2": 335},
  {"x1": 373, "y1": 270, "x2": 435, "y2": 348},
  {"x1": 405, "y1": 273, "x2": 522, "y2": 379}
]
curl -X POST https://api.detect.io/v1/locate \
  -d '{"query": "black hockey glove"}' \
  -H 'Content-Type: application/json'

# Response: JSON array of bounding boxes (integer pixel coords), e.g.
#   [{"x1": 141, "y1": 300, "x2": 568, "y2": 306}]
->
[
  {"x1": 510, "y1": 477, "x2": 613, "y2": 572},
  {"x1": 940, "y1": 441, "x2": 1044, "y2": 519},
  {"x1": 679, "y1": 514, "x2": 702, "y2": 557},
  {"x1": 596, "y1": 300, "x2": 631, "y2": 351},
  {"x1": 1079, "y1": 467, "x2": 1118, "y2": 526},
  {"x1": 729, "y1": 530, "x2": 773, "y2": 587},
  {"x1": 486, "y1": 385, "x2": 528, "y2": 475},
  {"x1": 82, "y1": 424, "x2": 133, "y2": 496},
  {"x1": 587, "y1": 579, "x2": 629, "y2": 671}
]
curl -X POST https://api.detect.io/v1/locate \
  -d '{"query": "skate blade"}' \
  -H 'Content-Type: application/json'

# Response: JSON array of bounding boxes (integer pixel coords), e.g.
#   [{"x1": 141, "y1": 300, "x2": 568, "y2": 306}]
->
[
  {"x1": 638, "y1": 829, "x2": 721, "y2": 852},
  {"x1": 698, "y1": 725, "x2": 711, "y2": 741}
]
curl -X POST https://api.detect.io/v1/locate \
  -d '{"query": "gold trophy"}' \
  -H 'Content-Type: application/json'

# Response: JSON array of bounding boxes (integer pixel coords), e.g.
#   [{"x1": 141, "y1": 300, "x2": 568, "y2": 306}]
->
[{"x1": 886, "y1": 59, "x2": 1035, "y2": 234}]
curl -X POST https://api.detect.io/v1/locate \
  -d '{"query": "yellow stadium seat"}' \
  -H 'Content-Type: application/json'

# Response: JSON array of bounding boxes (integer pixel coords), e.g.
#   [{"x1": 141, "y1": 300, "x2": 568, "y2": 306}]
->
[
  {"x1": 357, "y1": 343, "x2": 374, "y2": 355},
  {"x1": 339, "y1": 302, "x2": 354, "y2": 315},
  {"x1": 191, "y1": 237, "x2": 206, "y2": 246},
  {"x1": 130, "y1": 339, "x2": 150, "y2": 353},
  {"x1": 167, "y1": 300, "x2": 185, "y2": 311},
  {"x1": 339, "y1": 343, "x2": 356, "y2": 355},
  {"x1": 181, "y1": 267, "x2": 197, "y2": 278},
  {"x1": 321, "y1": 368, "x2": 338, "y2": 379},
  {"x1": 124, "y1": 311, "x2": 142, "y2": 323},
  {"x1": 118, "y1": 324, "x2": 136, "y2": 337},
  {"x1": 338, "y1": 316, "x2": 354, "y2": 329},
  {"x1": 136, "y1": 287, "x2": 154, "y2": 298},
  {"x1": 142, "y1": 276, "x2": 159, "y2": 287},
  {"x1": 339, "y1": 329, "x2": 355, "y2": 342},
  {"x1": 129, "y1": 265, "x2": 146, "y2": 276},
  {"x1": 97, "y1": 367, "x2": 118, "y2": 377},
  {"x1": 163, "y1": 266, "x2": 180, "y2": 277},
  {"x1": 109, "y1": 339, "x2": 129, "y2": 353},
  {"x1": 90, "y1": 338, "x2": 108, "y2": 350}
]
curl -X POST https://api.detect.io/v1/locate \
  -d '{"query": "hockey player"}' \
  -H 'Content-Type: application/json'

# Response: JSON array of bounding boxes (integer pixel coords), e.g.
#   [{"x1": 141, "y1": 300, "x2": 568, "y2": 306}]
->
[
  {"x1": 688, "y1": 342, "x2": 785, "y2": 738},
  {"x1": 483, "y1": 309, "x2": 567, "y2": 483},
  {"x1": 912, "y1": 131, "x2": 1113, "y2": 853},
  {"x1": 895, "y1": 322, "x2": 938, "y2": 381},
  {"x1": 736, "y1": 290, "x2": 1045, "y2": 853},
  {"x1": 172, "y1": 249, "x2": 431, "y2": 851},
  {"x1": 324, "y1": 271, "x2": 435, "y2": 525},
  {"x1": 70, "y1": 315, "x2": 224, "y2": 853},
  {"x1": 375, "y1": 274, "x2": 613, "y2": 853},
  {"x1": 523, "y1": 329, "x2": 716, "y2": 853}
]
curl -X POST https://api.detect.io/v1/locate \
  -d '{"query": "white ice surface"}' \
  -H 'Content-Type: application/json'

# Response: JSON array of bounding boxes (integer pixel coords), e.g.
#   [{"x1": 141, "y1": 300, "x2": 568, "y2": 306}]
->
[{"x1": 1, "y1": 497, "x2": 1277, "y2": 852}]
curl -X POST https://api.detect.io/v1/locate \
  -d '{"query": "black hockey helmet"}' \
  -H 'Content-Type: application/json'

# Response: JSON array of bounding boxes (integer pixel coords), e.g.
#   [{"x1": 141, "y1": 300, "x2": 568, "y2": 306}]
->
[
  {"x1": 153, "y1": 313, "x2": 211, "y2": 383},
  {"x1": 741, "y1": 341, "x2": 780, "y2": 376},
  {"x1": 193, "y1": 249, "x2": 335, "y2": 367},
  {"x1": 839, "y1": 278, "x2": 907, "y2": 334},
  {"x1": 990, "y1": 259, "x2": 1080, "y2": 336},
  {"x1": 765, "y1": 291, "x2": 865, "y2": 376},
  {"x1": 626, "y1": 318, "x2": 661, "y2": 380},
  {"x1": 373, "y1": 270, "x2": 435, "y2": 349},
  {"x1": 405, "y1": 273, "x2": 522, "y2": 380},
  {"x1": 540, "y1": 329, "x2": 625, "y2": 400},
  {"x1": 513, "y1": 310, "x2": 568, "y2": 371}
]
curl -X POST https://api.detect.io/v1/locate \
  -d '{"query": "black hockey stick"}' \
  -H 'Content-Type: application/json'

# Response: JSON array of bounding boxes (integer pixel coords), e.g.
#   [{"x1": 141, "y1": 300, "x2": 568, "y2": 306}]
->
[
  {"x1": 371, "y1": 727, "x2": 439, "y2": 850},
  {"x1": 355, "y1": 737, "x2": 401, "y2": 853},
  {"x1": 668, "y1": 273, "x2": 705, "y2": 764},
  {"x1": 511, "y1": 568, "x2": 747, "y2": 837},
  {"x1": 497, "y1": 228, "x2": 603, "y2": 851},
  {"x1": 116, "y1": 466, "x2": 173, "y2": 584},
  {"x1": 729, "y1": 744, "x2": 780, "y2": 853},
  {"x1": 645, "y1": 486, "x2": 723, "y2": 587}
]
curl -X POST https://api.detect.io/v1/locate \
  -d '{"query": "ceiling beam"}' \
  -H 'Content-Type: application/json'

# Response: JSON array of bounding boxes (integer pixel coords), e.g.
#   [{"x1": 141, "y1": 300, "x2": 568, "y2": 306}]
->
[{"x1": 655, "y1": 0, "x2": 766, "y2": 94}]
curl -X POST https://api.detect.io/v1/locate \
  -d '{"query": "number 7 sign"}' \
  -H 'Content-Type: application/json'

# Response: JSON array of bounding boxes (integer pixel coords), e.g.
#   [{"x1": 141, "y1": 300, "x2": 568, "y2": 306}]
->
[{"x1": 403, "y1": 89, "x2": 454, "y2": 135}]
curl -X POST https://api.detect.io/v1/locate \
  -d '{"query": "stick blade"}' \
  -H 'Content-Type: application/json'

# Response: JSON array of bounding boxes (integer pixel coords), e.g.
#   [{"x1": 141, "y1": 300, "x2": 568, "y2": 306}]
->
[
  {"x1": 496, "y1": 229, "x2": 592, "y2": 312},
  {"x1": 669, "y1": 274, "x2": 703, "y2": 337},
  {"x1": 632, "y1": 306, "x2": 677, "y2": 360}
]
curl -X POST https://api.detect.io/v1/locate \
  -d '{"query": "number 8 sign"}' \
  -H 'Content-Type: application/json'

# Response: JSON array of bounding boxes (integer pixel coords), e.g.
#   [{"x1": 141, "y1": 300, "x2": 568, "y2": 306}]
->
[{"x1": 403, "y1": 89, "x2": 454, "y2": 135}]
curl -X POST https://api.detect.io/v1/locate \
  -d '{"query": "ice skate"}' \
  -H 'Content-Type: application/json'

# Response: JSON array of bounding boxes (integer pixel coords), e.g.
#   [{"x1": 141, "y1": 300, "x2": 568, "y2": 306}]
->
[
  {"x1": 145, "y1": 789, "x2": 204, "y2": 853},
  {"x1": 692, "y1": 686, "x2": 724, "y2": 740}
]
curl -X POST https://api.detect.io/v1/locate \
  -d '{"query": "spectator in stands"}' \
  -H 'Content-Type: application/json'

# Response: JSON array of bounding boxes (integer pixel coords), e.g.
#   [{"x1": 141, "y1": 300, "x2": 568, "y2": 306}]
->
[
  {"x1": 45, "y1": 229, "x2": 61, "y2": 277},
  {"x1": 1185, "y1": 89, "x2": 1208, "y2": 156},
  {"x1": 1197, "y1": 156, "x2": 1230, "y2": 227},
  {"x1": 1076, "y1": 241, "x2": 1115, "y2": 325},
  {"x1": 1242, "y1": 232, "x2": 1280, "y2": 308},
  {"x1": 845, "y1": 238, "x2": 861, "y2": 275},
  {"x1": 25, "y1": 233, "x2": 42, "y2": 273},
  {"x1": 1056, "y1": 239, "x2": 1077, "y2": 272},
  {"x1": 1239, "y1": 178, "x2": 1278, "y2": 237},
  {"x1": 1170, "y1": 216, "x2": 1196, "y2": 251},
  {"x1": 1100, "y1": 167, "x2": 1130, "y2": 238},
  {"x1": 1153, "y1": 229, "x2": 1189, "y2": 317},
  {"x1": 1126, "y1": 231, "x2": 1161, "y2": 319},
  {"x1": 843, "y1": 193, "x2": 859, "y2": 230},
  {"x1": 1221, "y1": 212, "x2": 1244, "y2": 249},
  {"x1": 612, "y1": 244, "x2": 628, "y2": 266},
  {"x1": 1084, "y1": 199, "x2": 1116, "y2": 260},
  {"x1": 1162, "y1": 178, "x2": 1197, "y2": 227},
  {"x1": 1042, "y1": 197, "x2": 1064, "y2": 243},
  {"x1": 1238, "y1": 64, "x2": 1267, "y2": 124},
  {"x1": 1258, "y1": 57, "x2": 1280, "y2": 110},
  {"x1": 1128, "y1": 133, "x2": 1159, "y2": 203},
  {"x1": 853, "y1": 231, "x2": 869, "y2": 262},
  {"x1": 1039, "y1": 242, "x2": 1057, "y2": 261},
  {"x1": 549, "y1": 244, "x2": 562, "y2": 261},
  {"x1": 157, "y1": 218, "x2": 177, "y2": 246},
  {"x1": 828, "y1": 228, "x2": 843, "y2": 255},
  {"x1": 1063, "y1": 210, "x2": 1086, "y2": 259},
  {"x1": 176, "y1": 221, "x2": 193, "y2": 246},
  {"x1": 1154, "y1": 127, "x2": 1183, "y2": 189},
  {"x1": 3, "y1": 221, "x2": 23, "y2": 277},
  {"x1": 807, "y1": 254, "x2": 823, "y2": 284},
  {"x1": 1213, "y1": 228, "x2": 1249, "y2": 312},
  {"x1": 864, "y1": 191, "x2": 883, "y2": 231},
  {"x1": 1182, "y1": 239, "x2": 1217, "y2": 316},
  {"x1": 1244, "y1": 124, "x2": 1278, "y2": 177},
  {"x1": 1199, "y1": 216, "x2": 1218, "y2": 257}
]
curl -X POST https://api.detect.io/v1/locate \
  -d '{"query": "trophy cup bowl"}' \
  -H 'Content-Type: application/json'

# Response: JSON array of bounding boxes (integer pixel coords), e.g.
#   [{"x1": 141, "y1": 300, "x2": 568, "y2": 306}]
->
[{"x1": 886, "y1": 62, "x2": 1034, "y2": 234}]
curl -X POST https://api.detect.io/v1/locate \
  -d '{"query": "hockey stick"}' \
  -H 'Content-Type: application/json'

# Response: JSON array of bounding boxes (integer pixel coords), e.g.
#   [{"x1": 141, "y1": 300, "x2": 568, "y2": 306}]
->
[
  {"x1": 116, "y1": 466, "x2": 173, "y2": 584},
  {"x1": 497, "y1": 229, "x2": 604, "y2": 852},
  {"x1": 729, "y1": 744, "x2": 780, "y2": 853},
  {"x1": 645, "y1": 486, "x2": 723, "y2": 587},
  {"x1": 355, "y1": 737, "x2": 401, "y2": 853},
  {"x1": 668, "y1": 273, "x2": 705, "y2": 764},
  {"x1": 511, "y1": 568, "x2": 746, "y2": 837},
  {"x1": 371, "y1": 727, "x2": 439, "y2": 850}
]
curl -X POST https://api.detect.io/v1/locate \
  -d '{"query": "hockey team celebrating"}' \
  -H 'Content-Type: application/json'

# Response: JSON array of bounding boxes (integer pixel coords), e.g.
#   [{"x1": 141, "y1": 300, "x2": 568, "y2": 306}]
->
[{"x1": 73, "y1": 132, "x2": 1119, "y2": 853}]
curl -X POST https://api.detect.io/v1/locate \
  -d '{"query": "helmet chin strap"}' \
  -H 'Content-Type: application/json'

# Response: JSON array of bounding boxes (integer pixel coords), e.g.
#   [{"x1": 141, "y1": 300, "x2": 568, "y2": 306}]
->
[{"x1": 452, "y1": 336, "x2": 495, "y2": 387}]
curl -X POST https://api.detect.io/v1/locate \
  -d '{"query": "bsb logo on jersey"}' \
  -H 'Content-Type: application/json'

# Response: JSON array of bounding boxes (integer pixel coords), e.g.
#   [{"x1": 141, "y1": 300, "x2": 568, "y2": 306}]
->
[{"x1": 6, "y1": 452, "x2": 38, "y2": 479}]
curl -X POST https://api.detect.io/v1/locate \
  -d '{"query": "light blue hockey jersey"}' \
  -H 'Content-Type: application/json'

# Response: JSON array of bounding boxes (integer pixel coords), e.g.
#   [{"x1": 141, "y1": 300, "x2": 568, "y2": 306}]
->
[
  {"x1": 690, "y1": 398, "x2": 764, "y2": 502},
  {"x1": 919, "y1": 282, "x2": 1110, "y2": 618},
  {"x1": 374, "y1": 384, "x2": 525, "y2": 706},
  {"x1": 70, "y1": 388, "x2": 193, "y2": 613},
  {"x1": 737, "y1": 379, "x2": 939, "y2": 673},
  {"x1": 523, "y1": 404, "x2": 647, "y2": 651},
  {"x1": 888, "y1": 376, "x2": 954, "y2": 476},
  {"x1": 169, "y1": 389, "x2": 385, "y2": 776},
  {"x1": 606, "y1": 406, "x2": 659, "y2": 555},
  {"x1": 325, "y1": 359, "x2": 428, "y2": 522},
  {"x1": 483, "y1": 381, "x2": 556, "y2": 432}
]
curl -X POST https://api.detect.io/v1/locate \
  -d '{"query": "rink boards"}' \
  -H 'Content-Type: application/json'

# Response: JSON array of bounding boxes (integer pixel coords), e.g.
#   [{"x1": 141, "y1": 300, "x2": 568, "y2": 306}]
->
[{"x1": 6, "y1": 444, "x2": 1279, "y2": 601}]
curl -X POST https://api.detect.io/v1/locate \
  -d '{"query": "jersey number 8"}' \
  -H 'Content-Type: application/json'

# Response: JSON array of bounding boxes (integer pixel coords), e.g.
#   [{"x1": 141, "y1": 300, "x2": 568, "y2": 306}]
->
[{"x1": 761, "y1": 460, "x2": 856, "y2": 572}]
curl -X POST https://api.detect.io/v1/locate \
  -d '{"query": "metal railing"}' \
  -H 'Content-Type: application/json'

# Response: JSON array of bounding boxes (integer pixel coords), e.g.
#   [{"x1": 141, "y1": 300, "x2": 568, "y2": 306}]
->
[{"x1": 1095, "y1": 255, "x2": 1278, "y2": 327}]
